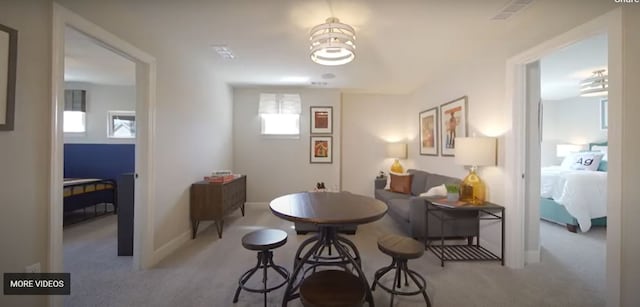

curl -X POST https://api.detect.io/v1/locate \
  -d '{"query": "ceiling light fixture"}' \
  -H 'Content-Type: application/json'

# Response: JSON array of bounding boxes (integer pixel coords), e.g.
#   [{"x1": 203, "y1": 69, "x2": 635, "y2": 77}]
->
[
  {"x1": 309, "y1": 17, "x2": 356, "y2": 66},
  {"x1": 580, "y1": 69, "x2": 608, "y2": 97}
]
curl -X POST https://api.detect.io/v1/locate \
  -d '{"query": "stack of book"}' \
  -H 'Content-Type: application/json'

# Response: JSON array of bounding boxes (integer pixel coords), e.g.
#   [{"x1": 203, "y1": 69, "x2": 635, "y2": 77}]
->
[{"x1": 204, "y1": 170, "x2": 239, "y2": 183}]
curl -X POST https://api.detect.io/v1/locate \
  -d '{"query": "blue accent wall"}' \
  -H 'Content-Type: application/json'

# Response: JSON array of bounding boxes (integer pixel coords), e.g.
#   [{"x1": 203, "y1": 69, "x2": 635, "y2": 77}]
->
[{"x1": 64, "y1": 144, "x2": 135, "y2": 180}]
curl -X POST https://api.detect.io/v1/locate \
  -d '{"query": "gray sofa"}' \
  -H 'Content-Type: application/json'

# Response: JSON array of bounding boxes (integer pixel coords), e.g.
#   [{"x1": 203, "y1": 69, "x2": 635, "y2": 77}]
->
[{"x1": 374, "y1": 169, "x2": 479, "y2": 241}]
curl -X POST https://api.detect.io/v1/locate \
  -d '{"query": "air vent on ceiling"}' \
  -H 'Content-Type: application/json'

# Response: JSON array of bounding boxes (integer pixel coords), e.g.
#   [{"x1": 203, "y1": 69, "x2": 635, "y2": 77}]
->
[
  {"x1": 310, "y1": 81, "x2": 328, "y2": 86},
  {"x1": 211, "y1": 45, "x2": 235, "y2": 59},
  {"x1": 491, "y1": 0, "x2": 534, "y2": 20}
]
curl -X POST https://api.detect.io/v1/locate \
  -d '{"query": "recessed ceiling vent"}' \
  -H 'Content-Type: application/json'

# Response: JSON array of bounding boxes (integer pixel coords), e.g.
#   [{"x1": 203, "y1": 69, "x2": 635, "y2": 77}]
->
[
  {"x1": 491, "y1": 0, "x2": 534, "y2": 20},
  {"x1": 211, "y1": 45, "x2": 235, "y2": 59}
]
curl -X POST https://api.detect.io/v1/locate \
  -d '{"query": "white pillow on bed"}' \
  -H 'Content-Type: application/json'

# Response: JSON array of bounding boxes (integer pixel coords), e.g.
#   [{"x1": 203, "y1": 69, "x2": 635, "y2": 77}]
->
[
  {"x1": 560, "y1": 151, "x2": 604, "y2": 171},
  {"x1": 591, "y1": 145, "x2": 608, "y2": 161}
]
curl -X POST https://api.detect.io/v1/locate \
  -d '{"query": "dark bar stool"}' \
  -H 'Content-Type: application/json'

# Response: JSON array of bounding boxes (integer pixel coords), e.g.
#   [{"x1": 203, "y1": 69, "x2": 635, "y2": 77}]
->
[
  {"x1": 233, "y1": 229, "x2": 290, "y2": 307},
  {"x1": 371, "y1": 234, "x2": 432, "y2": 307},
  {"x1": 300, "y1": 270, "x2": 366, "y2": 307}
]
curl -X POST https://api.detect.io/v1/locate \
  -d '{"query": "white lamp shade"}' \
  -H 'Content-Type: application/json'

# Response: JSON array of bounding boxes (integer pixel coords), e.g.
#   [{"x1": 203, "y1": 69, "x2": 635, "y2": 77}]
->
[
  {"x1": 454, "y1": 137, "x2": 496, "y2": 166},
  {"x1": 386, "y1": 143, "x2": 407, "y2": 159}
]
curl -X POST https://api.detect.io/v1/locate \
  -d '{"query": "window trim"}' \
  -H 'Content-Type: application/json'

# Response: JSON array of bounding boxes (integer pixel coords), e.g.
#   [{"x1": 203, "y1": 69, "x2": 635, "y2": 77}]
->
[{"x1": 107, "y1": 110, "x2": 136, "y2": 139}]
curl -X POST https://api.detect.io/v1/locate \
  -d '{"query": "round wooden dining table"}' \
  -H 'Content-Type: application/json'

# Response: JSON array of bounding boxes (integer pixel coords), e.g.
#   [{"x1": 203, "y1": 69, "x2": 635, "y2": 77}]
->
[{"x1": 270, "y1": 191, "x2": 388, "y2": 307}]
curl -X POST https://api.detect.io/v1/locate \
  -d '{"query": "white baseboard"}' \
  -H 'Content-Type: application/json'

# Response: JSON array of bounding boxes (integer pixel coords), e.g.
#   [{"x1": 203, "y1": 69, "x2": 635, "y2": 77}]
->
[
  {"x1": 152, "y1": 229, "x2": 191, "y2": 266},
  {"x1": 526, "y1": 249, "x2": 541, "y2": 264},
  {"x1": 150, "y1": 202, "x2": 268, "y2": 266}
]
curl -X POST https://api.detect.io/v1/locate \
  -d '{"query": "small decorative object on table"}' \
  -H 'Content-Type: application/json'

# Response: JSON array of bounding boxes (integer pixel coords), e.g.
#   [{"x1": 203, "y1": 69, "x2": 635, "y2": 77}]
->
[
  {"x1": 374, "y1": 172, "x2": 387, "y2": 190},
  {"x1": 445, "y1": 184, "x2": 459, "y2": 202}
]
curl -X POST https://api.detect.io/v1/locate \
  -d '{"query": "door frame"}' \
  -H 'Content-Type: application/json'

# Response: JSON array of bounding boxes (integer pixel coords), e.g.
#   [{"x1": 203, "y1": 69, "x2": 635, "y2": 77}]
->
[
  {"x1": 50, "y1": 3, "x2": 157, "y2": 305},
  {"x1": 505, "y1": 8, "x2": 621, "y2": 305}
]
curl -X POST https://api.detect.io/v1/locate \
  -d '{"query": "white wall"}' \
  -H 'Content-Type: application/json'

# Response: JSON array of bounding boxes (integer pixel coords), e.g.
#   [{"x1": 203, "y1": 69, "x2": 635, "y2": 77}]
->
[
  {"x1": 407, "y1": 53, "x2": 508, "y2": 255},
  {"x1": 541, "y1": 96, "x2": 608, "y2": 166},
  {"x1": 341, "y1": 93, "x2": 410, "y2": 197},
  {"x1": 233, "y1": 87, "x2": 341, "y2": 202},
  {"x1": 64, "y1": 82, "x2": 136, "y2": 144},
  {"x1": 56, "y1": 0, "x2": 235, "y2": 252},
  {"x1": 0, "y1": 1, "x2": 50, "y2": 306}
]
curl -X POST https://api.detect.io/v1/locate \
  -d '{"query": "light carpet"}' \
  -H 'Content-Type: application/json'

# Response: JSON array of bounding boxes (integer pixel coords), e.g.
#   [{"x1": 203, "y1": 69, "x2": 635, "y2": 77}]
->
[{"x1": 63, "y1": 204, "x2": 606, "y2": 307}]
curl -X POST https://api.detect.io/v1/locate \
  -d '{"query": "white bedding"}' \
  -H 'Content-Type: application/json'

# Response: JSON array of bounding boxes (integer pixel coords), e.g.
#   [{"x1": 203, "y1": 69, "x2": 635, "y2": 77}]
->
[{"x1": 540, "y1": 166, "x2": 607, "y2": 232}]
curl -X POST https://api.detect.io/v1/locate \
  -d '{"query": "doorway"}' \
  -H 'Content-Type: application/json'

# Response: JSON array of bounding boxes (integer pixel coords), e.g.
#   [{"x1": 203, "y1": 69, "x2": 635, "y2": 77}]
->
[
  {"x1": 62, "y1": 24, "x2": 137, "y2": 296},
  {"x1": 536, "y1": 33, "x2": 608, "y2": 294},
  {"x1": 505, "y1": 8, "x2": 622, "y2": 306},
  {"x1": 50, "y1": 5, "x2": 156, "y2": 306}
]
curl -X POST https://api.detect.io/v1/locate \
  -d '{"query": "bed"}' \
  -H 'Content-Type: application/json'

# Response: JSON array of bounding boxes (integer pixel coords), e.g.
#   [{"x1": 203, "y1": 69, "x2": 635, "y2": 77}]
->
[
  {"x1": 63, "y1": 178, "x2": 117, "y2": 223},
  {"x1": 539, "y1": 142, "x2": 608, "y2": 233},
  {"x1": 62, "y1": 143, "x2": 134, "y2": 224}
]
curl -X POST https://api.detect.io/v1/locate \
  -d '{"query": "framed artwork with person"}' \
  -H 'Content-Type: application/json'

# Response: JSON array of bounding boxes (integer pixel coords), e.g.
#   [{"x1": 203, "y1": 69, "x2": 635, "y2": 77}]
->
[{"x1": 439, "y1": 96, "x2": 468, "y2": 156}]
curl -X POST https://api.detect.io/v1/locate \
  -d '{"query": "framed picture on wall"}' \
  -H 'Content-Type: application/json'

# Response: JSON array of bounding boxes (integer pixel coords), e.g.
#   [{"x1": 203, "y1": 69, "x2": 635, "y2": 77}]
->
[
  {"x1": 310, "y1": 106, "x2": 332, "y2": 134},
  {"x1": 0, "y1": 23, "x2": 18, "y2": 131},
  {"x1": 440, "y1": 96, "x2": 468, "y2": 156},
  {"x1": 600, "y1": 98, "x2": 608, "y2": 130},
  {"x1": 310, "y1": 136, "x2": 332, "y2": 163},
  {"x1": 419, "y1": 107, "x2": 438, "y2": 156}
]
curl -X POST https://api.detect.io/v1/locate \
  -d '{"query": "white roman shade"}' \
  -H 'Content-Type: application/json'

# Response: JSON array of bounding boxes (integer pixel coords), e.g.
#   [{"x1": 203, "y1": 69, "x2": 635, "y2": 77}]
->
[{"x1": 258, "y1": 93, "x2": 301, "y2": 115}]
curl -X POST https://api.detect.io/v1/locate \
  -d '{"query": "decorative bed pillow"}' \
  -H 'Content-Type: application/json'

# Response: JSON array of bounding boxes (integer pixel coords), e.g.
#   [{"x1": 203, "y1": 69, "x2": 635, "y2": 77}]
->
[
  {"x1": 389, "y1": 173, "x2": 413, "y2": 194},
  {"x1": 560, "y1": 152, "x2": 604, "y2": 171},
  {"x1": 419, "y1": 184, "x2": 447, "y2": 197},
  {"x1": 591, "y1": 145, "x2": 608, "y2": 161}
]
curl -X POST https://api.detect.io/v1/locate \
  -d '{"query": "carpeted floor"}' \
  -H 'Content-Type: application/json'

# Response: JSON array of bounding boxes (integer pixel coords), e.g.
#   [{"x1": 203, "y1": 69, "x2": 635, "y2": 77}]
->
[{"x1": 63, "y1": 204, "x2": 606, "y2": 307}]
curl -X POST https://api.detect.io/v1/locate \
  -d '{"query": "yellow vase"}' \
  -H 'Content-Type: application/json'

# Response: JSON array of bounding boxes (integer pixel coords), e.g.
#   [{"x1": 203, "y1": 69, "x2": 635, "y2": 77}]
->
[
  {"x1": 459, "y1": 168, "x2": 486, "y2": 205},
  {"x1": 390, "y1": 159, "x2": 404, "y2": 173}
]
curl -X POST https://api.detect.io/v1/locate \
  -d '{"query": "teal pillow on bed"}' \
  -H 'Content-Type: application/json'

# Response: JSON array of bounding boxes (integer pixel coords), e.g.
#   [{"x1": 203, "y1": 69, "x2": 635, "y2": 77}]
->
[{"x1": 598, "y1": 160, "x2": 608, "y2": 172}]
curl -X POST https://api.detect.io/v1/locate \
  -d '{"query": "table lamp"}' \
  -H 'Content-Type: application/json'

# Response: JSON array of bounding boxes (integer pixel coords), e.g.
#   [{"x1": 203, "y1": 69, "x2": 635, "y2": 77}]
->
[
  {"x1": 455, "y1": 137, "x2": 496, "y2": 205},
  {"x1": 386, "y1": 143, "x2": 407, "y2": 173}
]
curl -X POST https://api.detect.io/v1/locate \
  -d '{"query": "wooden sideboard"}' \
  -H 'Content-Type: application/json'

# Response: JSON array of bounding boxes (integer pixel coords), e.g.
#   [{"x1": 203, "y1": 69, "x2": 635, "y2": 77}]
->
[{"x1": 190, "y1": 175, "x2": 246, "y2": 239}]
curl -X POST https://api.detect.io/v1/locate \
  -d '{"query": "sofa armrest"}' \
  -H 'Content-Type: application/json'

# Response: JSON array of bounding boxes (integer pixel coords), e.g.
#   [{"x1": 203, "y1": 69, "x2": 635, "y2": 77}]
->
[{"x1": 408, "y1": 196, "x2": 428, "y2": 240}]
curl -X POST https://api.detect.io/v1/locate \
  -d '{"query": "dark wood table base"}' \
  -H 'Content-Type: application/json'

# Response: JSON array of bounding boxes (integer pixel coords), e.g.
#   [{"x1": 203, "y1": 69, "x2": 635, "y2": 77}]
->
[{"x1": 282, "y1": 226, "x2": 374, "y2": 307}]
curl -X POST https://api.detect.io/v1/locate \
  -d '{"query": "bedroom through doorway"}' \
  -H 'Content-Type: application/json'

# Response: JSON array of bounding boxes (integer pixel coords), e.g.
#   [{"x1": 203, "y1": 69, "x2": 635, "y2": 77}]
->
[
  {"x1": 61, "y1": 25, "x2": 138, "y2": 299},
  {"x1": 535, "y1": 33, "x2": 608, "y2": 296}
]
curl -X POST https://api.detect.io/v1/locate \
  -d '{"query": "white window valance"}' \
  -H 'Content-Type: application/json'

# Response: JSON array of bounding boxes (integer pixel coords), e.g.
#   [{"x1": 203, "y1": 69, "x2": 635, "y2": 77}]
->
[{"x1": 258, "y1": 93, "x2": 301, "y2": 115}]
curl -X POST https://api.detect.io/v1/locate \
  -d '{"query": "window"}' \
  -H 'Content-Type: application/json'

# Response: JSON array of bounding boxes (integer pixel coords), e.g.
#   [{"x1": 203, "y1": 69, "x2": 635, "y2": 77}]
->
[
  {"x1": 259, "y1": 93, "x2": 301, "y2": 136},
  {"x1": 63, "y1": 89, "x2": 86, "y2": 133},
  {"x1": 261, "y1": 114, "x2": 300, "y2": 135},
  {"x1": 63, "y1": 111, "x2": 86, "y2": 133},
  {"x1": 108, "y1": 111, "x2": 136, "y2": 138}
]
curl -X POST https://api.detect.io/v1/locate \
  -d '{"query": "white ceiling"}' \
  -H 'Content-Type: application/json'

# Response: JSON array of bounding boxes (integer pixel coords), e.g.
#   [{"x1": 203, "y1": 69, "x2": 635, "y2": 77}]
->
[
  {"x1": 541, "y1": 34, "x2": 607, "y2": 101},
  {"x1": 60, "y1": 0, "x2": 615, "y2": 93},
  {"x1": 64, "y1": 27, "x2": 135, "y2": 86}
]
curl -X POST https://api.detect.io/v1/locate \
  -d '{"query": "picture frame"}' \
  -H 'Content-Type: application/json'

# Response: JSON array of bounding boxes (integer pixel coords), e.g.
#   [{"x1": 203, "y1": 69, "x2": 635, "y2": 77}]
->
[
  {"x1": 600, "y1": 98, "x2": 608, "y2": 130},
  {"x1": 0, "y1": 24, "x2": 18, "y2": 131},
  {"x1": 419, "y1": 107, "x2": 439, "y2": 156},
  {"x1": 310, "y1": 136, "x2": 332, "y2": 163},
  {"x1": 310, "y1": 106, "x2": 332, "y2": 134},
  {"x1": 440, "y1": 96, "x2": 468, "y2": 156}
]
